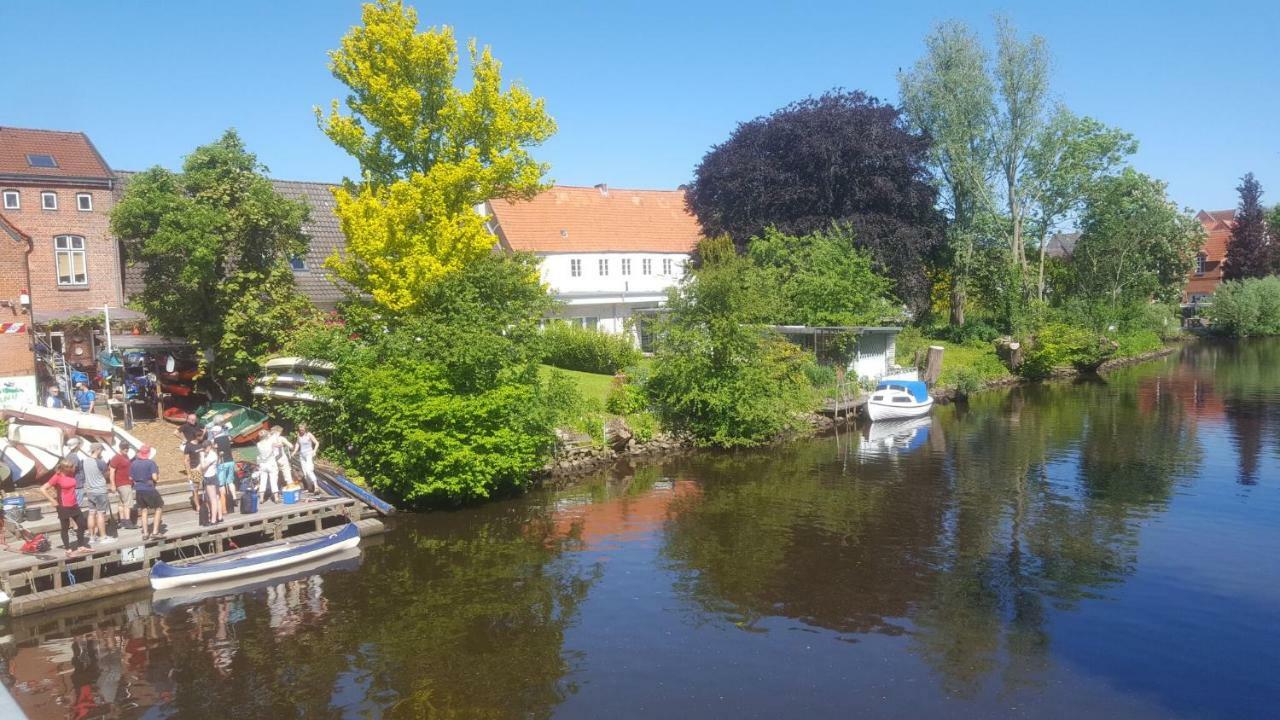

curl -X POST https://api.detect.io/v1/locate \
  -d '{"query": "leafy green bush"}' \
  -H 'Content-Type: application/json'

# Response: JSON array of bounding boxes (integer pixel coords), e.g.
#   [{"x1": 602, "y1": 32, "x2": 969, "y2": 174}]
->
[
  {"x1": 949, "y1": 366, "x2": 985, "y2": 397},
  {"x1": 540, "y1": 323, "x2": 641, "y2": 375},
  {"x1": 1204, "y1": 277, "x2": 1280, "y2": 336},
  {"x1": 1019, "y1": 323, "x2": 1115, "y2": 379},
  {"x1": 926, "y1": 319, "x2": 1002, "y2": 345},
  {"x1": 605, "y1": 378, "x2": 647, "y2": 415},
  {"x1": 648, "y1": 251, "x2": 818, "y2": 447},
  {"x1": 628, "y1": 411, "x2": 658, "y2": 444},
  {"x1": 1113, "y1": 330, "x2": 1162, "y2": 358}
]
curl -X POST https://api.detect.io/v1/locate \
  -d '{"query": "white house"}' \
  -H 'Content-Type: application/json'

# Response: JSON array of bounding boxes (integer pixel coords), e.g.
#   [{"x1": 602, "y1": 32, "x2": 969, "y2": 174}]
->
[{"x1": 481, "y1": 184, "x2": 700, "y2": 346}]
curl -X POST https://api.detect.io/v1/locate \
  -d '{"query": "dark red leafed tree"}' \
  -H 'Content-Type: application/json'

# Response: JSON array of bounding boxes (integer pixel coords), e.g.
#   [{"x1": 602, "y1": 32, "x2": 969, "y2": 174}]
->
[
  {"x1": 1222, "y1": 173, "x2": 1272, "y2": 281},
  {"x1": 686, "y1": 90, "x2": 945, "y2": 314}
]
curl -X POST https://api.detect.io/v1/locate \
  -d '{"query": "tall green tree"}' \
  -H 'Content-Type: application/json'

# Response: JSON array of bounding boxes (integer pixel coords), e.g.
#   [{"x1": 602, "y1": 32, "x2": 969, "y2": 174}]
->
[
  {"x1": 1070, "y1": 169, "x2": 1204, "y2": 306},
  {"x1": 993, "y1": 16, "x2": 1049, "y2": 281},
  {"x1": 899, "y1": 21, "x2": 996, "y2": 325},
  {"x1": 318, "y1": 0, "x2": 556, "y2": 312},
  {"x1": 111, "y1": 130, "x2": 315, "y2": 397},
  {"x1": 1024, "y1": 108, "x2": 1137, "y2": 299},
  {"x1": 1221, "y1": 173, "x2": 1272, "y2": 280}
]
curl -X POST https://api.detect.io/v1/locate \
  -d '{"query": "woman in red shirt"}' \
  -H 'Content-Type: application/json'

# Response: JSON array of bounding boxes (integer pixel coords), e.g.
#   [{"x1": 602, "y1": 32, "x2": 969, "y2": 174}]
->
[{"x1": 41, "y1": 459, "x2": 90, "y2": 554}]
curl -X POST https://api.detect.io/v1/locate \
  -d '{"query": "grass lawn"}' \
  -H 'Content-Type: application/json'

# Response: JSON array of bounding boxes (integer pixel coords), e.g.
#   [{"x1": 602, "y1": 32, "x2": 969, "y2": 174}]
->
[
  {"x1": 898, "y1": 335, "x2": 1014, "y2": 389},
  {"x1": 538, "y1": 364, "x2": 615, "y2": 408}
]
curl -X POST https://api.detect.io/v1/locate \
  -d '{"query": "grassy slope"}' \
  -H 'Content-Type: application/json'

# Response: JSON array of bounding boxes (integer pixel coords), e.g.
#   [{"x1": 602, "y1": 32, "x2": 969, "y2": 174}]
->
[{"x1": 538, "y1": 364, "x2": 614, "y2": 408}]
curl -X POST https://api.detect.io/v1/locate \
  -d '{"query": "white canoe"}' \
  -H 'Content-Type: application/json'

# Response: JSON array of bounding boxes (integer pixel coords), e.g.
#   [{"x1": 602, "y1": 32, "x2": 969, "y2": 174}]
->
[
  {"x1": 149, "y1": 523, "x2": 361, "y2": 590},
  {"x1": 1, "y1": 404, "x2": 114, "y2": 438}
]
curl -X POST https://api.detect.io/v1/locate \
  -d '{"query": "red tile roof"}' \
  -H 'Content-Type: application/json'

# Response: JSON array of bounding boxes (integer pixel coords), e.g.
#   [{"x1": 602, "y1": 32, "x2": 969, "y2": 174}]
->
[
  {"x1": 486, "y1": 185, "x2": 701, "y2": 253},
  {"x1": 0, "y1": 127, "x2": 113, "y2": 184}
]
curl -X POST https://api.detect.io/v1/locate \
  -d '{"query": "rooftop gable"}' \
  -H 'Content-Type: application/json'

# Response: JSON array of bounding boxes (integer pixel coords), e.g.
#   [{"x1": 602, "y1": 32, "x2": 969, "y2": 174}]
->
[
  {"x1": 486, "y1": 185, "x2": 702, "y2": 254},
  {"x1": 0, "y1": 127, "x2": 113, "y2": 187}
]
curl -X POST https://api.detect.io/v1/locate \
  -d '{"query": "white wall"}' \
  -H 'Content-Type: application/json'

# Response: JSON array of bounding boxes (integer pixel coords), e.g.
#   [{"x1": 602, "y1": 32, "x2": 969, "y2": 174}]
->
[{"x1": 537, "y1": 252, "x2": 688, "y2": 299}]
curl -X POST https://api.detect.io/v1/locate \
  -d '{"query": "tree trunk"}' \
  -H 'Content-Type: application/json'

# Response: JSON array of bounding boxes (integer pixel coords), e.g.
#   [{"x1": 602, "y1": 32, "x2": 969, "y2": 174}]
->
[
  {"x1": 949, "y1": 276, "x2": 966, "y2": 326},
  {"x1": 921, "y1": 345, "x2": 945, "y2": 384},
  {"x1": 1036, "y1": 232, "x2": 1048, "y2": 301}
]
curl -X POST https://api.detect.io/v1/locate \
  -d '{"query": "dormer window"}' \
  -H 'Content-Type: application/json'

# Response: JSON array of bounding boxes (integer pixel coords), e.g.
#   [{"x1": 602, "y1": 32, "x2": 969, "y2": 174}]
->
[
  {"x1": 1, "y1": 190, "x2": 17, "y2": 210},
  {"x1": 1194, "y1": 254, "x2": 1206, "y2": 275},
  {"x1": 41, "y1": 191, "x2": 57, "y2": 210},
  {"x1": 26, "y1": 154, "x2": 57, "y2": 169},
  {"x1": 76, "y1": 193, "x2": 93, "y2": 211}
]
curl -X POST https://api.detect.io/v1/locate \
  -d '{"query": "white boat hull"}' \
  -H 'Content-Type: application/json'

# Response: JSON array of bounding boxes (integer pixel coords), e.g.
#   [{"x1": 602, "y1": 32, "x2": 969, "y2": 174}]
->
[
  {"x1": 865, "y1": 397, "x2": 934, "y2": 421},
  {"x1": 149, "y1": 531, "x2": 361, "y2": 590}
]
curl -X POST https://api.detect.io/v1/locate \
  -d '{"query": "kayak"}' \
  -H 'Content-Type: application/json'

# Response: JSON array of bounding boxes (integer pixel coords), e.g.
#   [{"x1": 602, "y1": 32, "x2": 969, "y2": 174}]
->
[
  {"x1": 197, "y1": 402, "x2": 268, "y2": 445},
  {"x1": 316, "y1": 471, "x2": 395, "y2": 516},
  {"x1": 151, "y1": 547, "x2": 362, "y2": 613},
  {"x1": 1, "y1": 404, "x2": 114, "y2": 439},
  {"x1": 149, "y1": 523, "x2": 361, "y2": 590}
]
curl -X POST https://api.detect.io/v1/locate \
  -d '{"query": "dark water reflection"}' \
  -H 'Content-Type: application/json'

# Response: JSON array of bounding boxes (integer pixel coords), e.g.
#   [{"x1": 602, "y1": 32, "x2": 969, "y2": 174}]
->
[{"x1": 5, "y1": 340, "x2": 1280, "y2": 719}]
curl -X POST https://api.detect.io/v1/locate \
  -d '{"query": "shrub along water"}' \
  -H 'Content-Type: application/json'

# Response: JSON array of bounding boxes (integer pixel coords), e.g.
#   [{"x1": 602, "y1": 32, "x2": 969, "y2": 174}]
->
[{"x1": 1204, "y1": 277, "x2": 1280, "y2": 337}]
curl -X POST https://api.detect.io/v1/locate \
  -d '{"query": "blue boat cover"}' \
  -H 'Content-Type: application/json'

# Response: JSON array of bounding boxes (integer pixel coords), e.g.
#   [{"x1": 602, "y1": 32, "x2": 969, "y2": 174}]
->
[{"x1": 876, "y1": 379, "x2": 930, "y2": 403}]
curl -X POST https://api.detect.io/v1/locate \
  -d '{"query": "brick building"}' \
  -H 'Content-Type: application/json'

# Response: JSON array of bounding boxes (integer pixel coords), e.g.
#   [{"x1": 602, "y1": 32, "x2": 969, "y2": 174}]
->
[
  {"x1": 0, "y1": 127, "x2": 135, "y2": 403},
  {"x1": 1185, "y1": 209, "x2": 1233, "y2": 305}
]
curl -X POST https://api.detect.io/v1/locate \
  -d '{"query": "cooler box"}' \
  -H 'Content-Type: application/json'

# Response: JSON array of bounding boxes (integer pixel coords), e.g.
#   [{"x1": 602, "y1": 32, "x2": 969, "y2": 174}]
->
[
  {"x1": 240, "y1": 490, "x2": 259, "y2": 515},
  {"x1": 281, "y1": 487, "x2": 300, "y2": 504},
  {"x1": 3, "y1": 497, "x2": 25, "y2": 524}
]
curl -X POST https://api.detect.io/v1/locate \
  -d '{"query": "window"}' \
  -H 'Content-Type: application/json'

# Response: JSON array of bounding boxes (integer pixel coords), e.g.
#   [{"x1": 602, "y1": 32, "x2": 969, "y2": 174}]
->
[
  {"x1": 1, "y1": 190, "x2": 17, "y2": 210},
  {"x1": 290, "y1": 256, "x2": 307, "y2": 271},
  {"x1": 571, "y1": 317, "x2": 598, "y2": 330},
  {"x1": 892, "y1": 396, "x2": 912, "y2": 403},
  {"x1": 598, "y1": 258, "x2": 609, "y2": 276},
  {"x1": 26, "y1": 154, "x2": 57, "y2": 168},
  {"x1": 1194, "y1": 255, "x2": 1206, "y2": 275},
  {"x1": 54, "y1": 235, "x2": 87, "y2": 286},
  {"x1": 76, "y1": 193, "x2": 92, "y2": 212},
  {"x1": 662, "y1": 258, "x2": 673, "y2": 275},
  {"x1": 41, "y1": 191, "x2": 57, "y2": 210},
  {"x1": 642, "y1": 258, "x2": 652, "y2": 275},
  {"x1": 621, "y1": 258, "x2": 631, "y2": 276},
  {"x1": 570, "y1": 258, "x2": 582, "y2": 277}
]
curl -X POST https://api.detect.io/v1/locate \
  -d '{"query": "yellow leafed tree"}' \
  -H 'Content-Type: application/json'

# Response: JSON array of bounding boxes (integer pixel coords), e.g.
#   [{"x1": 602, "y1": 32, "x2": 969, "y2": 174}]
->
[{"x1": 318, "y1": 0, "x2": 556, "y2": 311}]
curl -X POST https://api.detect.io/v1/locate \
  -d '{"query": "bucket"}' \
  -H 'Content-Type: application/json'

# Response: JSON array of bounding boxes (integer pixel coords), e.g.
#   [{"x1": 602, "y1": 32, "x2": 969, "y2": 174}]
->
[
  {"x1": 281, "y1": 487, "x2": 301, "y2": 505},
  {"x1": 3, "y1": 497, "x2": 25, "y2": 524}
]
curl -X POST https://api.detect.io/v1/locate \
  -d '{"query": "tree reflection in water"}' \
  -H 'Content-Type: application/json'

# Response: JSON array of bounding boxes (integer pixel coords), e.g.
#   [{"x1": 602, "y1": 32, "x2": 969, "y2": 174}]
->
[{"x1": 661, "y1": 361, "x2": 1203, "y2": 698}]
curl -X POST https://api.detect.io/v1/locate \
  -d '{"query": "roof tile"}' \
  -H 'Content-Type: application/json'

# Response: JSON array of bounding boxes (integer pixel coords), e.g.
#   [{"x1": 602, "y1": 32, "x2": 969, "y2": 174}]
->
[
  {"x1": 487, "y1": 185, "x2": 701, "y2": 253},
  {"x1": 0, "y1": 127, "x2": 112, "y2": 181}
]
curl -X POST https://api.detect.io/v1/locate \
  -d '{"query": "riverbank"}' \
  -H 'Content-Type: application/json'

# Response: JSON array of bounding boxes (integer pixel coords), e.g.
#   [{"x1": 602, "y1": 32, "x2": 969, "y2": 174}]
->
[{"x1": 542, "y1": 340, "x2": 1183, "y2": 479}]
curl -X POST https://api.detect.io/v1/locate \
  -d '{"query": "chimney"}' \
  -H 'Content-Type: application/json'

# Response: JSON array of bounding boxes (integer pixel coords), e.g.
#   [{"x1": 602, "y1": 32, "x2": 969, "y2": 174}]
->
[{"x1": 594, "y1": 183, "x2": 609, "y2": 197}]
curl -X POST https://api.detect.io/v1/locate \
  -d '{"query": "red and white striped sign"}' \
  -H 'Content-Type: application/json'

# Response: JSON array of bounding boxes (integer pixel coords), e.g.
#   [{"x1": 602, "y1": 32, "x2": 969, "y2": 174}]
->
[{"x1": 0, "y1": 322, "x2": 27, "y2": 334}]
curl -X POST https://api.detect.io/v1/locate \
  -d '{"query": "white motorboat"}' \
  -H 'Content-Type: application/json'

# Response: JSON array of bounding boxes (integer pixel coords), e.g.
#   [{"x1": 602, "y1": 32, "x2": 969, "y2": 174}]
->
[{"x1": 865, "y1": 379, "x2": 934, "y2": 421}]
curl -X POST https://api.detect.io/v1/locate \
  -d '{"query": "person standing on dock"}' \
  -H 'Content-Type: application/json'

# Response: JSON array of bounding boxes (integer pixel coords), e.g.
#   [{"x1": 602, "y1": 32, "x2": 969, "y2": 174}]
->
[
  {"x1": 174, "y1": 414, "x2": 204, "y2": 477},
  {"x1": 256, "y1": 429, "x2": 279, "y2": 502},
  {"x1": 82, "y1": 443, "x2": 115, "y2": 545},
  {"x1": 73, "y1": 382, "x2": 96, "y2": 414},
  {"x1": 41, "y1": 459, "x2": 90, "y2": 554},
  {"x1": 130, "y1": 446, "x2": 164, "y2": 540},
  {"x1": 271, "y1": 426, "x2": 294, "y2": 490},
  {"x1": 108, "y1": 440, "x2": 135, "y2": 530},
  {"x1": 212, "y1": 423, "x2": 238, "y2": 512},
  {"x1": 294, "y1": 423, "x2": 319, "y2": 493},
  {"x1": 198, "y1": 440, "x2": 223, "y2": 525}
]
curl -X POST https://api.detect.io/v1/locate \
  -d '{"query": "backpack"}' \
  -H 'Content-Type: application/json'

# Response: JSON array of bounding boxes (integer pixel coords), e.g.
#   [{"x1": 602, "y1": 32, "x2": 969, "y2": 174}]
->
[{"x1": 21, "y1": 533, "x2": 50, "y2": 554}]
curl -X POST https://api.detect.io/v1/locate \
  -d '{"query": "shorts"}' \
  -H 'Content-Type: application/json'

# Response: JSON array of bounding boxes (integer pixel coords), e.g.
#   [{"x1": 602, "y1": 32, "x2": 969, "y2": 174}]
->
[
  {"x1": 85, "y1": 493, "x2": 110, "y2": 514},
  {"x1": 217, "y1": 461, "x2": 237, "y2": 486},
  {"x1": 117, "y1": 485, "x2": 135, "y2": 509},
  {"x1": 203, "y1": 474, "x2": 220, "y2": 488},
  {"x1": 76, "y1": 488, "x2": 87, "y2": 510},
  {"x1": 135, "y1": 488, "x2": 164, "y2": 510}
]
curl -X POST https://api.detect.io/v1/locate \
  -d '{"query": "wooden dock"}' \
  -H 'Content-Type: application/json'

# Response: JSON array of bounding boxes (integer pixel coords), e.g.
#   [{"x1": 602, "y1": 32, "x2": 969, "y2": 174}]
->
[{"x1": 0, "y1": 489, "x2": 386, "y2": 617}]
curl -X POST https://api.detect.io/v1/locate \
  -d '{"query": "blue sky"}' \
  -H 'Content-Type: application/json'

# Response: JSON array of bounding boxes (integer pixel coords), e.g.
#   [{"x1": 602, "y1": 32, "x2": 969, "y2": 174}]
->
[{"x1": 3, "y1": 1, "x2": 1277, "y2": 211}]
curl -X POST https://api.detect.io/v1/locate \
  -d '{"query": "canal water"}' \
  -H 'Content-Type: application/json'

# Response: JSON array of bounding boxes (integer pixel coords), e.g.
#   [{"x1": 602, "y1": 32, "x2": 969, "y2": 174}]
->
[{"x1": 4, "y1": 340, "x2": 1279, "y2": 719}]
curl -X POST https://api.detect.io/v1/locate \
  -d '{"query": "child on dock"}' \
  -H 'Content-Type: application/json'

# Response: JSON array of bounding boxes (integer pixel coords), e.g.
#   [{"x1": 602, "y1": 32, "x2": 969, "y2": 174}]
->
[{"x1": 41, "y1": 460, "x2": 90, "y2": 554}]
